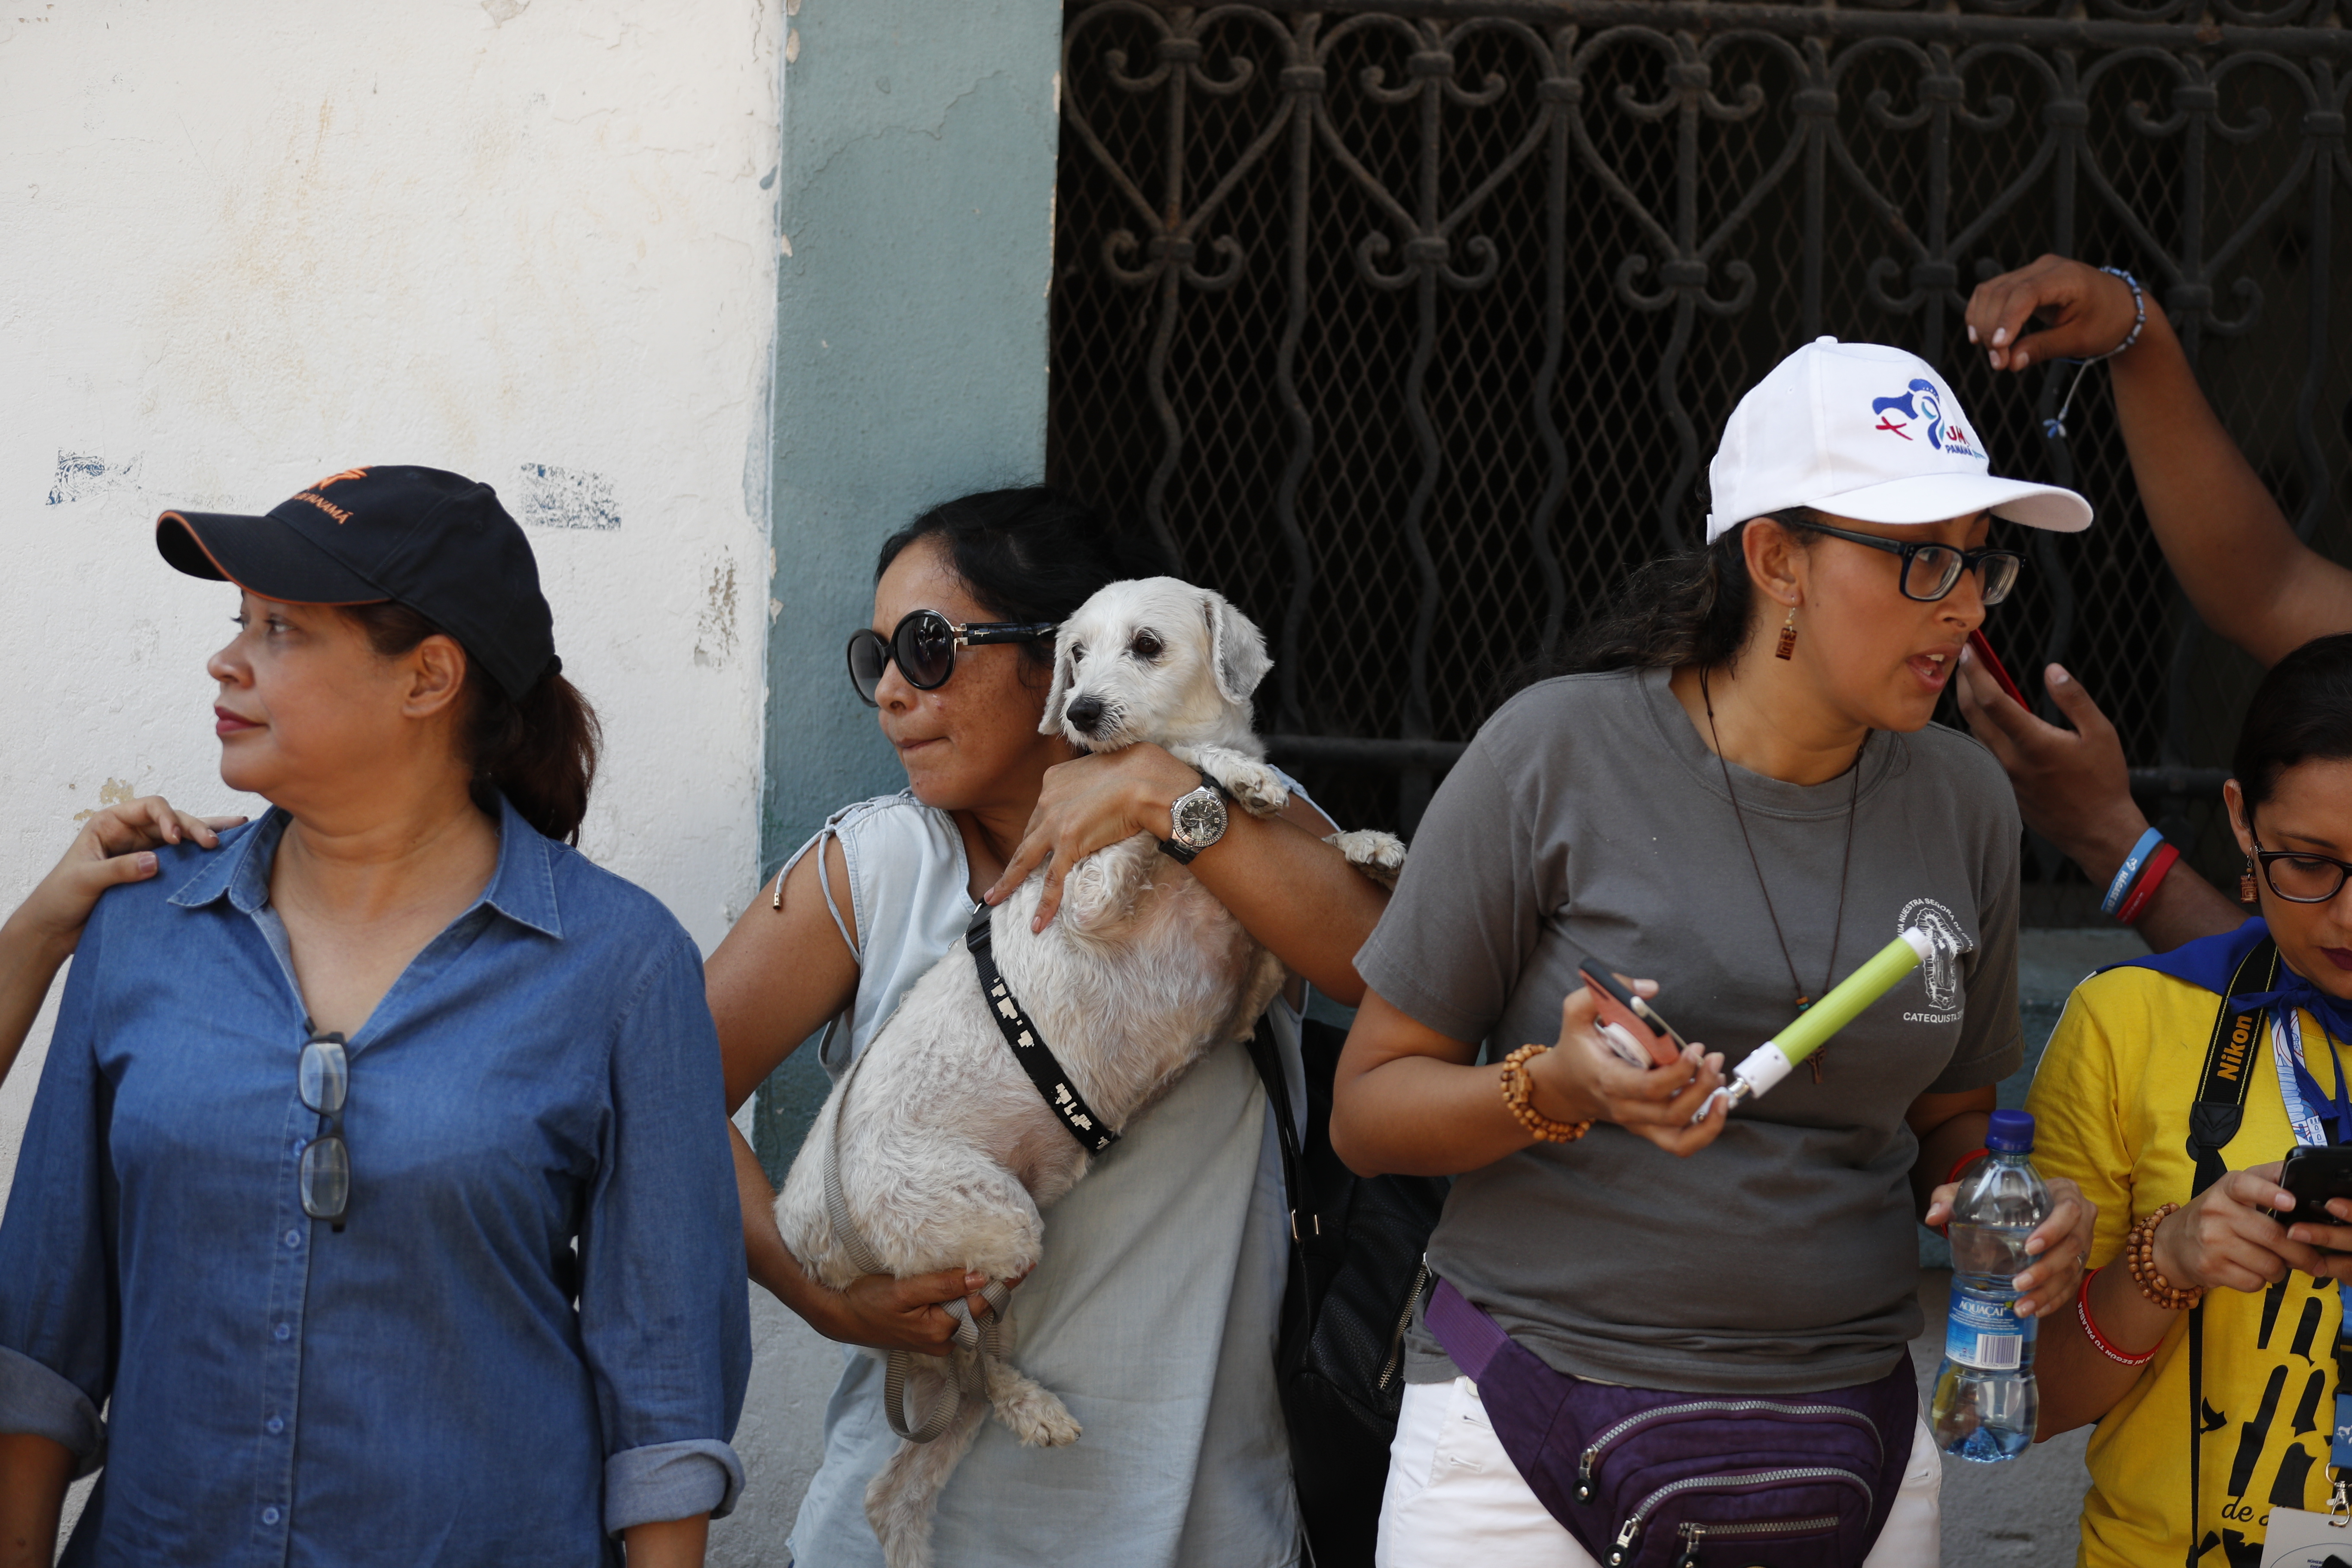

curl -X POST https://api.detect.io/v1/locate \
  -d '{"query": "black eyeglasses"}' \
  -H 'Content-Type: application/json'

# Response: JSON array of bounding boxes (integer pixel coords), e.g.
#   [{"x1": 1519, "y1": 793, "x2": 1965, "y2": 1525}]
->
[
  {"x1": 2249, "y1": 826, "x2": 2352, "y2": 904},
  {"x1": 299, "y1": 1030, "x2": 352, "y2": 1231},
  {"x1": 1777, "y1": 514, "x2": 2024, "y2": 606},
  {"x1": 846, "y1": 609, "x2": 1058, "y2": 706}
]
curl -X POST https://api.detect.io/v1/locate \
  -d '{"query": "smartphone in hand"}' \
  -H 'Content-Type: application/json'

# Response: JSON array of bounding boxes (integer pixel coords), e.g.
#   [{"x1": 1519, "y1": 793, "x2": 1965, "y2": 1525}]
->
[
  {"x1": 1966, "y1": 628, "x2": 2030, "y2": 709},
  {"x1": 1578, "y1": 964, "x2": 1687, "y2": 1070},
  {"x1": 2275, "y1": 1145, "x2": 2352, "y2": 1233}
]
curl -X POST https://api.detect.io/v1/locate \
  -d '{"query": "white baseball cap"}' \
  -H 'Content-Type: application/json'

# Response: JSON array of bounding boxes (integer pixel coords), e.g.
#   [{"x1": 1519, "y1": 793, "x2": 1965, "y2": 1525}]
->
[{"x1": 1704, "y1": 337, "x2": 2091, "y2": 543}]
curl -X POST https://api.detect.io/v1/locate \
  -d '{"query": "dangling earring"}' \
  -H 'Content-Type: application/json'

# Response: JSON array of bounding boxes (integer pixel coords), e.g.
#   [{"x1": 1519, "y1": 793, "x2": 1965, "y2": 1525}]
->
[
  {"x1": 2241, "y1": 857, "x2": 2260, "y2": 904},
  {"x1": 1774, "y1": 605, "x2": 1798, "y2": 661}
]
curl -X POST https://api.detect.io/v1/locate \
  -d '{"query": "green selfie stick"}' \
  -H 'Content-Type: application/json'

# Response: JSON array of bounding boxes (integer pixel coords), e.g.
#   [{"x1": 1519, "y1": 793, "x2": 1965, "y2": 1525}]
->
[{"x1": 1708, "y1": 927, "x2": 1944, "y2": 1116}]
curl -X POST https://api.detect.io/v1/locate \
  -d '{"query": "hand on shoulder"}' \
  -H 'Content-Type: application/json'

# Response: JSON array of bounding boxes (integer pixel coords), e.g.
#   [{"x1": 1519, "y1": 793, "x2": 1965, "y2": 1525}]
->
[{"x1": 7, "y1": 795, "x2": 245, "y2": 955}]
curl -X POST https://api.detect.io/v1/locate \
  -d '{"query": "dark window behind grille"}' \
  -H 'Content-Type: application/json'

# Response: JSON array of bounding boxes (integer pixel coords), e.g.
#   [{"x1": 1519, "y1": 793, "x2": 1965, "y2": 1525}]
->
[{"x1": 1045, "y1": 0, "x2": 2352, "y2": 922}]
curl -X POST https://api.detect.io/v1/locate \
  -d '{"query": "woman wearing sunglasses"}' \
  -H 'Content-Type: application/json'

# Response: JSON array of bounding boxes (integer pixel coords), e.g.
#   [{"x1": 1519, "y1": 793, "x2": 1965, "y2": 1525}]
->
[
  {"x1": 0, "y1": 468, "x2": 748, "y2": 1568},
  {"x1": 704, "y1": 486, "x2": 1391, "y2": 1568},
  {"x1": 2024, "y1": 634, "x2": 2352, "y2": 1565},
  {"x1": 1330, "y1": 339, "x2": 2099, "y2": 1565}
]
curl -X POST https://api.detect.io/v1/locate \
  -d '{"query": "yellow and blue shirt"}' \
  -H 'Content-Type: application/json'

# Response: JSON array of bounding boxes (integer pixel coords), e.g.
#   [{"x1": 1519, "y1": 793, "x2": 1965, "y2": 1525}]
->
[{"x1": 2028, "y1": 919, "x2": 2349, "y2": 1567}]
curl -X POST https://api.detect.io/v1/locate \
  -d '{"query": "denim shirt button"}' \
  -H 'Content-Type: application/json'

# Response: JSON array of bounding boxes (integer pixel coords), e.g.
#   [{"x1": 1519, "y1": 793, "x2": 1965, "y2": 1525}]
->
[
  {"x1": 273, "y1": 1323, "x2": 291, "y2": 1341},
  {"x1": 284, "y1": 1229, "x2": 301, "y2": 1248},
  {"x1": 262, "y1": 1507, "x2": 281, "y2": 1525},
  {"x1": 266, "y1": 1416, "x2": 284, "y2": 1435}
]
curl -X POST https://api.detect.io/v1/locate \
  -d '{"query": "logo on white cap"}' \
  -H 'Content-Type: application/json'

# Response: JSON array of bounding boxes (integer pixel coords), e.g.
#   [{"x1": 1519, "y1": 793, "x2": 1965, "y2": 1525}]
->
[
  {"x1": 1703, "y1": 337, "x2": 2089, "y2": 542},
  {"x1": 1869, "y1": 378, "x2": 1984, "y2": 461}
]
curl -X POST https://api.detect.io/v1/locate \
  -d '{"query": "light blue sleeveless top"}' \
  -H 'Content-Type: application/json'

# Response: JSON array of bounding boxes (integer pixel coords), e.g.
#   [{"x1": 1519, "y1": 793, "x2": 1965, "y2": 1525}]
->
[{"x1": 781, "y1": 791, "x2": 1305, "y2": 1568}]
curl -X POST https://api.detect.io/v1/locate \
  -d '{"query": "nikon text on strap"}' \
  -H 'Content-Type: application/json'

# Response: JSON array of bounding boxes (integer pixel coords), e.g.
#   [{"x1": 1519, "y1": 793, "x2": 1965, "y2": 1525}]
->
[
  {"x1": 2185, "y1": 936, "x2": 2281, "y2": 1566},
  {"x1": 967, "y1": 906, "x2": 1120, "y2": 1155}
]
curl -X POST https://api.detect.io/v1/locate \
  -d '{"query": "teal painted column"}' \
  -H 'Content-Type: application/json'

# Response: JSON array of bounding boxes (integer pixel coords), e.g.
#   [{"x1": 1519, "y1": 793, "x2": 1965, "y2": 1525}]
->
[{"x1": 754, "y1": 0, "x2": 1063, "y2": 1172}]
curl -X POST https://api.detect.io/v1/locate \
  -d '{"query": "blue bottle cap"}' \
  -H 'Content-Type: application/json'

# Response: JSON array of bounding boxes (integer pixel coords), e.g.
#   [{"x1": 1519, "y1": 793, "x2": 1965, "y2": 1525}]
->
[{"x1": 1986, "y1": 1109, "x2": 2035, "y2": 1153}]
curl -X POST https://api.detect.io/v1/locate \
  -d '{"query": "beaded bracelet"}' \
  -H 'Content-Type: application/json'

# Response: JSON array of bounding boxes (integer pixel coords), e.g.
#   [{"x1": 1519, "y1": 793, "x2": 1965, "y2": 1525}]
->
[
  {"x1": 2076, "y1": 1267, "x2": 2163, "y2": 1367},
  {"x1": 2043, "y1": 266, "x2": 2149, "y2": 440},
  {"x1": 2125, "y1": 1203, "x2": 2205, "y2": 1311},
  {"x1": 1501, "y1": 1044, "x2": 1592, "y2": 1144},
  {"x1": 2095, "y1": 266, "x2": 2147, "y2": 358}
]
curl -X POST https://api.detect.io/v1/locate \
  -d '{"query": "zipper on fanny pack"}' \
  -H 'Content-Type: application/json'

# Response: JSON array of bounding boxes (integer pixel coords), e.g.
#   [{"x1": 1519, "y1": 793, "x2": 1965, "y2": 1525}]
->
[
  {"x1": 1671, "y1": 1515, "x2": 1840, "y2": 1568},
  {"x1": 1606, "y1": 1468, "x2": 1871, "y2": 1567},
  {"x1": 1574, "y1": 1400, "x2": 1881, "y2": 1503},
  {"x1": 1375, "y1": 1261, "x2": 1432, "y2": 1394}
]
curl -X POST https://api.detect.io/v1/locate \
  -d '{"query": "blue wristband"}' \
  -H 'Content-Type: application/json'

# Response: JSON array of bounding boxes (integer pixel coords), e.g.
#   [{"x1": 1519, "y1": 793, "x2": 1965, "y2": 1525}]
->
[{"x1": 2101, "y1": 827, "x2": 2167, "y2": 916}]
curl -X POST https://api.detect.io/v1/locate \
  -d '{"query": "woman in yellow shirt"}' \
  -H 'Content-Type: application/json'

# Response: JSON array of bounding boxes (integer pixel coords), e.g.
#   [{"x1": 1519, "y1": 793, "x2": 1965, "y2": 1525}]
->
[{"x1": 2028, "y1": 631, "x2": 2352, "y2": 1565}]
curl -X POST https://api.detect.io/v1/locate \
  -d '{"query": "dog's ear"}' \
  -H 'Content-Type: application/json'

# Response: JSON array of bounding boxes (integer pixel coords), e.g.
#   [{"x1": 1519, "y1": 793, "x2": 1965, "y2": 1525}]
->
[
  {"x1": 1039, "y1": 632, "x2": 1078, "y2": 737},
  {"x1": 1201, "y1": 591, "x2": 1272, "y2": 705}
]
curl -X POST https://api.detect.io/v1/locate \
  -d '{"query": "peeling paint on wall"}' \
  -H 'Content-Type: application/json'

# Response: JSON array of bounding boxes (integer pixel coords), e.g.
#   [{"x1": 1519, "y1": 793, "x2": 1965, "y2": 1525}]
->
[
  {"x1": 70, "y1": 777, "x2": 138, "y2": 824},
  {"x1": 516, "y1": 464, "x2": 621, "y2": 531},
  {"x1": 695, "y1": 559, "x2": 740, "y2": 669},
  {"x1": 48, "y1": 451, "x2": 141, "y2": 506}
]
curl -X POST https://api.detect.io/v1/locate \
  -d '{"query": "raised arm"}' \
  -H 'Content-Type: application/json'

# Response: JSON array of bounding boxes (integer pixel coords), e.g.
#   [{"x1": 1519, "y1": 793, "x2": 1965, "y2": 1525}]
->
[
  {"x1": 704, "y1": 841, "x2": 998, "y2": 1357},
  {"x1": 0, "y1": 798, "x2": 239, "y2": 1087},
  {"x1": 1967, "y1": 255, "x2": 2352, "y2": 664}
]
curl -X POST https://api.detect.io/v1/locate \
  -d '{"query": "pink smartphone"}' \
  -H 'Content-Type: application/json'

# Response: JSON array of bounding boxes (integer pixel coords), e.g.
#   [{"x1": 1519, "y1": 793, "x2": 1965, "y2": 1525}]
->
[{"x1": 1578, "y1": 965, "x2": 1686, "y2": 1070}]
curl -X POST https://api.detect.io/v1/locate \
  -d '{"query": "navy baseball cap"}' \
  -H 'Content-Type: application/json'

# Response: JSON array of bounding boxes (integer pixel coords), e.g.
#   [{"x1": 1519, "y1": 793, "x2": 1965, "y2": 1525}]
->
[{"x1": 156, "y1": 466, "x2": 558, "y2": 701}]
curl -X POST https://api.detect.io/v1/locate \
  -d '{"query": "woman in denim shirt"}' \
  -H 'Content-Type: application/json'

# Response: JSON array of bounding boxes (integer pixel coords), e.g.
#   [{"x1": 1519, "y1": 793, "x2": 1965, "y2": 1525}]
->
[{"x1": 0, "y1": 467, "x2": 750, "y2": 1568}]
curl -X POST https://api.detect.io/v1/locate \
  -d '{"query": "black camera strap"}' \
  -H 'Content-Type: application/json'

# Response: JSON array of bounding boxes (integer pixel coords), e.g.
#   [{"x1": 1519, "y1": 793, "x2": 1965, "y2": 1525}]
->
[
  {"x1": 2184, "y1": 936, "x2": 2280, "y2": 1565},
  {"x1": 966, "y1": 906, "x2": 1120, "y2": 1156}
]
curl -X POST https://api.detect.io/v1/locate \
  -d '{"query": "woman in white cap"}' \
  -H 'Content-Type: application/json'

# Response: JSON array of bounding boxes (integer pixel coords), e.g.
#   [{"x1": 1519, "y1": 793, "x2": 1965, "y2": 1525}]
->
[{"x1": 1331, "y1": 339, "x2": 2100, "y2": 1565}]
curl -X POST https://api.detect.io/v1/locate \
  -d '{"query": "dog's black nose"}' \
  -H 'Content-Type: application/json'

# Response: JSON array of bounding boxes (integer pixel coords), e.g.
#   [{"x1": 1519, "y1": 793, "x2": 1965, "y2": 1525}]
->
[{"x1": 1065, "y1": 695, "x2": 1106, "y2": 733}]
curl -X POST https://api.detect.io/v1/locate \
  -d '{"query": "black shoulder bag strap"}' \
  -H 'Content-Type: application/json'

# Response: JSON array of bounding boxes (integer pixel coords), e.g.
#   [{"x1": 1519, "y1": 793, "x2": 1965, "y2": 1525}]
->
[
  {"x1": 1243, "y1": 1017, "x2": 1317, "y2": 1249},
  {"x1": 2185, "y1": 935, "x2": 2280, "y2": 1566},
  {"x1": 966, "y1": 906, "x2": 1120, "y2": 1155}
]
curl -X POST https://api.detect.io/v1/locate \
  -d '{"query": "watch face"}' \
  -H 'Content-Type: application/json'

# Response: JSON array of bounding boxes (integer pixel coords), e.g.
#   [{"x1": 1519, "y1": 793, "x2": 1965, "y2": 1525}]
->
[{"x1": 1174, "y1": 787, "x2": 1228, "y2": 847}]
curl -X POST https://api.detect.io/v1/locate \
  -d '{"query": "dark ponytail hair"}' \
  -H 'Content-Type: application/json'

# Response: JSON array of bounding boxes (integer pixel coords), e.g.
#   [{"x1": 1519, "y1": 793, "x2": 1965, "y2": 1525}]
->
[
  {"x1": 2232, "y1": 632, "x2": 2352, "y2": 817},
  {"x1": 1504, "y1": 513, "x2": 1810, "y2": 696},
  {"x1": 341, "y1": 602, "x2": 603, "y2": 845},
  {"x1": 876, "y1": 486, "x2": 1176, "y2": 669}
]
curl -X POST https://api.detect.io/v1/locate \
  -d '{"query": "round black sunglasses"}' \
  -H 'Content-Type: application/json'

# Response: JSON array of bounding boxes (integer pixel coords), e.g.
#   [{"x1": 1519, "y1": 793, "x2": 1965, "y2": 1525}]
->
[{"x1": 846, "y1": 609, "x2": 1058, "y2": 706}]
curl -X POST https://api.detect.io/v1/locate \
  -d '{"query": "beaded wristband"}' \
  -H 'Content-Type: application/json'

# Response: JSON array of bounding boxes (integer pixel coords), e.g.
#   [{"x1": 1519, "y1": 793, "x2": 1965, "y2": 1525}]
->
[
  {"x1": 2076, "y1": 1267, "x2": 2163, "y2": 1366},
  {"x1": 2101, "y1": 827, "x2": 2168, "y2": 915},
  {"x1": 1501, "y1": 1044, "x2": 1592, "y2": 1144},
  {"x1": 2115, "y1": 842, "x2": 2182, "y2": 926},
  {"x1": 2043, "y1": 267, "x2": 2150, "y2": 440},
  {"x1": 2125, "y1": 1203, "x2": 2205, "y2": 1310},
  {"x1": 2095, "y1": 266, "x2": 2147, "y2": 358}
]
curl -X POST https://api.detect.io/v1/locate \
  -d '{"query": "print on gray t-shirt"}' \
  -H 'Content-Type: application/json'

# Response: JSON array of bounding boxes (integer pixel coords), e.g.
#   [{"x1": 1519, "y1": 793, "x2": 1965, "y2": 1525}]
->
[{"x1": 1355, "y1": 666, "x2": 2022, "y2": 1396}]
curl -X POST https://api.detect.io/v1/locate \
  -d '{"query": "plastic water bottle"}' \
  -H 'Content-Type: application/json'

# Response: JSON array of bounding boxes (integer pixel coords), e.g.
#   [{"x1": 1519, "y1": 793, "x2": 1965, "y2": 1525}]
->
[{"x1": 1930, "y1": 1109, "x2": 2049, "y2": 1462}]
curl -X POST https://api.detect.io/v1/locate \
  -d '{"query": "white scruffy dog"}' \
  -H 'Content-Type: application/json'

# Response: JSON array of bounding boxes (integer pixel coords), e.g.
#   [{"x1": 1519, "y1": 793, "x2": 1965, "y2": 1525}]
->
[{"x1": 773, "y1": 576, "x2": 1403, "y2": 1568}]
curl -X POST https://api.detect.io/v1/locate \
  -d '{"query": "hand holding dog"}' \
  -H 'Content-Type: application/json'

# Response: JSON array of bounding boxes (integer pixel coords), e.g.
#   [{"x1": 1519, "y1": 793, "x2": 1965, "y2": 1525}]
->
[
  {"x1": 1528, "y1": 983, "x2": 1728, "y2": 1157},
  {"x1": 986, "y1": 744, "x2": 1202, "y2": 930},
  {"x1": 803, "y1": 1266, "x2": 1024, "y2": 1358}
]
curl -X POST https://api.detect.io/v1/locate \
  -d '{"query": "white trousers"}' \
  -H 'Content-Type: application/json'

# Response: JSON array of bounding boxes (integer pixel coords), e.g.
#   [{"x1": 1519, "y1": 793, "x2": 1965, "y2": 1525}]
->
[{"x1": 1375, "y1": 1377, "x2": 1942, "y2": 1568}]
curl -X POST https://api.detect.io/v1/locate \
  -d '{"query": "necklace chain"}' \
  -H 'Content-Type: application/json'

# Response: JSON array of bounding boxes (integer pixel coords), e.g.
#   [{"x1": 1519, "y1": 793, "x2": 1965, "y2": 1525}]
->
[{"x1": 1700, "y1": 668, "x2": 1865, "y2": 1078}]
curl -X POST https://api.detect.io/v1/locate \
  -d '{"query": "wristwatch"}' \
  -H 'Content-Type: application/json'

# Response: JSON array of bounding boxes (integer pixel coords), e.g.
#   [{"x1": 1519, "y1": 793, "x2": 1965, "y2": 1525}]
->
[{"x1": 1160, "y1": 771, "x2": 1231, "y2": 864}]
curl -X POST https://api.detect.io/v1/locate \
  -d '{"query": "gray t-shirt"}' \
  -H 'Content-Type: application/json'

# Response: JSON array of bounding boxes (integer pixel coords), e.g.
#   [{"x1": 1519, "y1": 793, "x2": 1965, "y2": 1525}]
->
[{"x1": 1357, "y1": 666, "x2": 2021, "y2": 1396}]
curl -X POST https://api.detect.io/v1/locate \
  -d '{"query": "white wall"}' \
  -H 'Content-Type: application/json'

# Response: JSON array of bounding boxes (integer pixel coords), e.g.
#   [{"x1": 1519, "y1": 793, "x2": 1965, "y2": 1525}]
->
[{"x1": 0, "y1": 1, "x2": 833, "y2": 1557}]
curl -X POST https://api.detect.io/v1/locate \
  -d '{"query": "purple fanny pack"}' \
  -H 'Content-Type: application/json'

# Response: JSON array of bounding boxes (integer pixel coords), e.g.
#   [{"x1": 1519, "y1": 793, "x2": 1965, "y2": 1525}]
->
[{"x1": 1424, "y1": 1279, "x2": 1916, "y2": 1568}]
